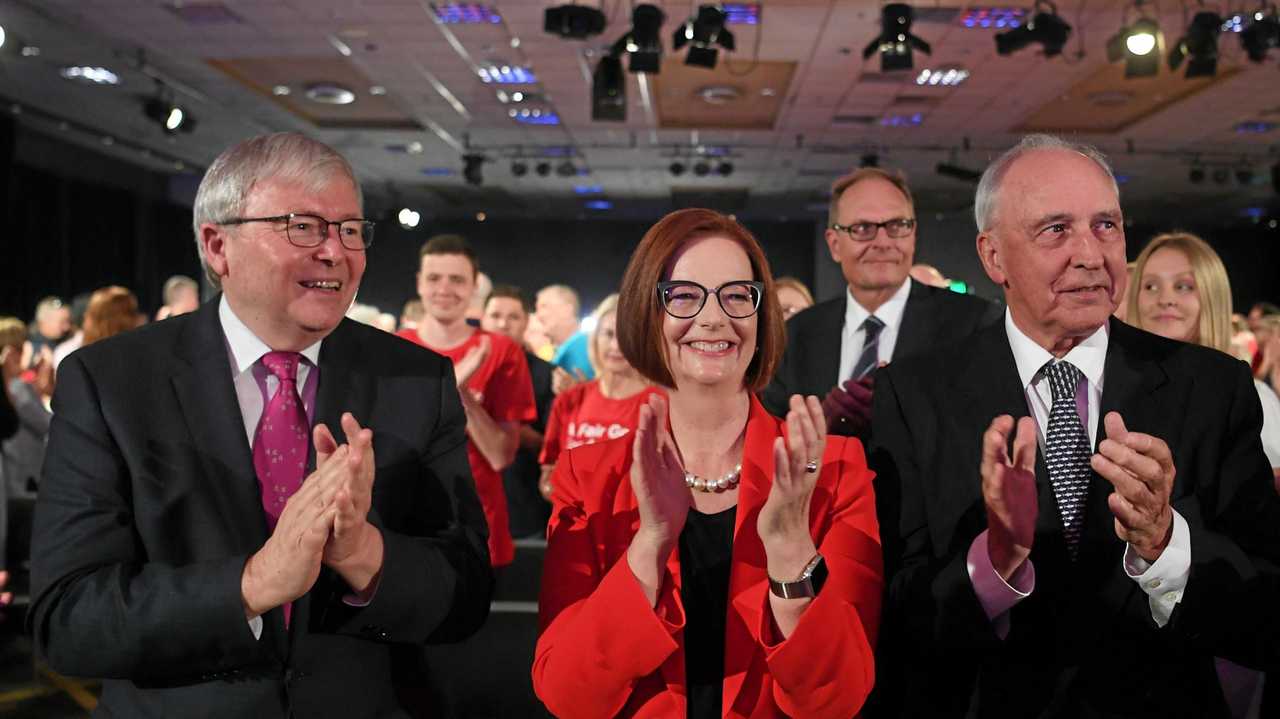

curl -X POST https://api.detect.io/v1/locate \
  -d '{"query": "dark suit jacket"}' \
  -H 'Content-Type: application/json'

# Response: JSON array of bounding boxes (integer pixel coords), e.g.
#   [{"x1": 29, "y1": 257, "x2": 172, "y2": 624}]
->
[
  {"x1": 869, "y1": 318, "x2": 1280, "y2": 718},
  {"x1": 761, "y1": 280, "x2": 1001, "y2": 416},
  {"x1": 28, "y1": 300, "x2": 494, "y2": 718},
  {"x1": 503, "y1": 351, "x2": 554, "y2": 538}
]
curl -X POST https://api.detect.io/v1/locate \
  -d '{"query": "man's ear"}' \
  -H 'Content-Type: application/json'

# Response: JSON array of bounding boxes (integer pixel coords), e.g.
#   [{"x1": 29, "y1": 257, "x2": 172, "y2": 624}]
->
[
  {"x1": 824, "y1": 228, "x2": 842, "y2": 264},
  {"x1": 200, "y1": 223, "x2": 230, "y2": 279},
  {"x1": 976, "y1": 232, "x2": 1007, "y2": 286}
]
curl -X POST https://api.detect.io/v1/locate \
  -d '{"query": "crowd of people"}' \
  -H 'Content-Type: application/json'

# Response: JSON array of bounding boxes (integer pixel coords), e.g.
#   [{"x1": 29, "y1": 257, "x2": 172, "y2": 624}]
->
[{"x1": 1, "y1": 129, "x2": 1279, "y2": 718}]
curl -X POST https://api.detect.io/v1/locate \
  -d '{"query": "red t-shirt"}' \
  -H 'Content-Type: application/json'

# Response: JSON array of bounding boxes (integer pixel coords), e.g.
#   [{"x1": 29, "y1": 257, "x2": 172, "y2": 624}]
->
[
  {"x1": 540, "y1": 380, "x2": 666, "y2": 467},
  {"x1": 396, "y1": 328, "x2": 536, "y2": 566}
]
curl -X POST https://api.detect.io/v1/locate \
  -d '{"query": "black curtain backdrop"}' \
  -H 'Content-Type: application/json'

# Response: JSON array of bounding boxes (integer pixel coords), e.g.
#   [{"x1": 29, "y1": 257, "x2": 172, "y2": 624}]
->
[{"x1": 358, "y1": 218, "x2": 819, "y2": 319}]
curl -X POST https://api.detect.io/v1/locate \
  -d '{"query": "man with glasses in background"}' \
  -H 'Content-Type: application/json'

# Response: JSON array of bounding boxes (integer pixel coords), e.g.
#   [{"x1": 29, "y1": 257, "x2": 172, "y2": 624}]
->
[
  {"x1": 29, "y1": 132, "x2": 492, "y2": 718},
  {"x1": 762, "y1": 167, "x2": 1001, "y2": 438}
]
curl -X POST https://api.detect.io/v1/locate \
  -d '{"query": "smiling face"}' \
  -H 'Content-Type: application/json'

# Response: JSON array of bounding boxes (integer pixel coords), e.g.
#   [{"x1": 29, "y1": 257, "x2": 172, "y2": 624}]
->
[
  {"x1": 1137, "y1": 246, "x2": 1201, "y2": 344},
  {"x1": 662, "y1": 235, "x2": 758, "y2": 391},
  {"x1": 202, "y1": 174, "x2": 365, "y2": 350},
  {"x1": 826, "y1": 177, "x2": 916, "y2": 300},
  {"x1": 977, "y1": 148, "x2": 1127, "y2": 353},
  {"x1": 418, "y1": 253, "x2": 476, "y2": 325}
]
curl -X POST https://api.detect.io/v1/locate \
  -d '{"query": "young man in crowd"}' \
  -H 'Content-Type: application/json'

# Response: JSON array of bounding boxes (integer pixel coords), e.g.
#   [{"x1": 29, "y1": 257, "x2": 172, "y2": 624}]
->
[{"x1": 398, "y1": 235, "x2": 536, "y2": 568}]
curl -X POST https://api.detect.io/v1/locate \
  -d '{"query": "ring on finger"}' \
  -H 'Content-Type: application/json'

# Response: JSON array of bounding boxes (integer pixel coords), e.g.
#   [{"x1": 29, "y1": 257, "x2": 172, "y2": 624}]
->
[{"x1": 805, "y1": 459, "x2": 819, "y2": 474}]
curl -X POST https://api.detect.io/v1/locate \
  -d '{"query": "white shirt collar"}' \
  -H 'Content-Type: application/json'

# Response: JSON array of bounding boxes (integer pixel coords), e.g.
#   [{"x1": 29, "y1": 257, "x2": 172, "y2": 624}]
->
[
  {"x1": 218, "y1": 295, "x2": 322, "y2": 375},
  {"x1": 1005, "y1": 309, "x2": 1108, "y2": 392},
  {"x1": 844, "y1": 277, "x2": 912, "y2": 335}
]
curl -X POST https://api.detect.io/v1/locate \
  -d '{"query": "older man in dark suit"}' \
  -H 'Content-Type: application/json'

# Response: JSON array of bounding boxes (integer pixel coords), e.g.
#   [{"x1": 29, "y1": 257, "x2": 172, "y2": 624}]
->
[
  {"x1": 762, "y1": 167, "x2": 1001, "y2": 435},
  {"x1": 871, "y1": 134, "x2": 1280, "y2": 717},
  {"x1": 28, "y1": 132, "x2": 493, "y2": 718}
]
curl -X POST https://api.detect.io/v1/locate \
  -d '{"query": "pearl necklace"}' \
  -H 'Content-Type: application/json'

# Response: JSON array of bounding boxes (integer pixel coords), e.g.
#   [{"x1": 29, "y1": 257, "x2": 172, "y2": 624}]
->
[{"x1": 684, "y1": 464, "x2": 742, "y2": 493}]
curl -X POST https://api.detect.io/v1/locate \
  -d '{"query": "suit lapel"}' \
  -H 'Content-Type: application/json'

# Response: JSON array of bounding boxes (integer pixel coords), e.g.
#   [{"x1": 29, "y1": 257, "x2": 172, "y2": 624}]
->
[
  {"x1": 723, "y1": 399, "x2": 779, "y2": 716},
  {"x1": 804, "y1": 298, "x2": 845, "y2": 388},
  {"x1": 169, "y1": 301, "x2": 286, "y2": 658},
  {"x1": 892, "y1": 281, "x2": 933, "y2": 362}
]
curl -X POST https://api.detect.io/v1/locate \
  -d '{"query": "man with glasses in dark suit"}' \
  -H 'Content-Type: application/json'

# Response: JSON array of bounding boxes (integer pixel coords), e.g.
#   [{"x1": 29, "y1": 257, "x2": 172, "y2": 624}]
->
[
  {"x1": 29, "y1": 132, "x2": 493, "y2": 718},
  {"x1": 762, "y1": 168, "x2": 1000, "y2": 437}
]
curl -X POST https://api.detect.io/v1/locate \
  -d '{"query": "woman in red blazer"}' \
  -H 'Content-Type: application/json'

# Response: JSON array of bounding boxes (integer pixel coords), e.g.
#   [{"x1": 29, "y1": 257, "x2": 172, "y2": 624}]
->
[{"x1": 533, "y1": 209, "x2": 882, "y2": 718}]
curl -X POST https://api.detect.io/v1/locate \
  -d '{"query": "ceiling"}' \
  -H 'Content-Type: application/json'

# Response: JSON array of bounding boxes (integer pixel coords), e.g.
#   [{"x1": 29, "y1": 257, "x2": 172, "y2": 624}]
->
[{"x1": 0, "y1": 0, "x2": 1277, "y2": 224}]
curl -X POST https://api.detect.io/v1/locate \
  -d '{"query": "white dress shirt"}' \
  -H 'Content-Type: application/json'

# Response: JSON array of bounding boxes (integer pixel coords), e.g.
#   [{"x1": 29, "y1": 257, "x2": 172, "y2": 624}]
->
[
  {"x1": 219, "y1": 297, "x2": 322, "y2": 639},
  {"x1": 966, "y1": 310, "x2": 1191, "y2": 638},
  {"x1": 836, "y1": 278, "x2": 912, "y2": 385}
]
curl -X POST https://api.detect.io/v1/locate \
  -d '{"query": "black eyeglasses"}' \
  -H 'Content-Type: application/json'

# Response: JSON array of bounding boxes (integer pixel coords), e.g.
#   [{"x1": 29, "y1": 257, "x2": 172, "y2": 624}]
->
[
  {"x1": 657, "y1": 280, "x2": 764, "y2": 319},
  {"x1": 219, "y1": 213, "x2": 375, "y2": 250},
  {"x1": 830, "y1": 217, "x2": 915, "y2": 242}
]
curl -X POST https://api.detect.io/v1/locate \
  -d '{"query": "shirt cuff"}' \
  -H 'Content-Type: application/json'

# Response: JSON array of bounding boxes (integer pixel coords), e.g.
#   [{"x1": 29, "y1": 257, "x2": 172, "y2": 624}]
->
[
  {"x1": 343, "y1": 571, "x2": 382, "y2": 607},
  {"x1": 1123, "y1": 509, "x2": 1190, "y2": 628},
  {"x1": 248, "y1": 615, "x2": 263, "y2": 640},
  {"x1": 967, "y1": 529, "x2": 1035, "y2": 639}
]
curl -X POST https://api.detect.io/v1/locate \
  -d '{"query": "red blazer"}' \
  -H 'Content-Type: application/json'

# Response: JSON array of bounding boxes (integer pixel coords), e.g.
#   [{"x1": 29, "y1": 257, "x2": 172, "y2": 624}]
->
[{"x1": 533, "y1": 396, "x2": 882, "y2": 718}]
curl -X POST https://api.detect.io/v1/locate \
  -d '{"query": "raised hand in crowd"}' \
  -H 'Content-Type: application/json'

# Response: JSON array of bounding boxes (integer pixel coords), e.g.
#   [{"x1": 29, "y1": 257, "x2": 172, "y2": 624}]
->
[
  {"x1": 551, "y1": 366, "x2": 586, "y2": 396},
  {"x1": 454, "y1": 334, "x2": 491, "y2": 388},
  {"x1": 981, "y1": 414, "x2": 1038, "y2": 581},
  {"x1": 624, "y1": 394, "x2": 690, "y2": 606}
]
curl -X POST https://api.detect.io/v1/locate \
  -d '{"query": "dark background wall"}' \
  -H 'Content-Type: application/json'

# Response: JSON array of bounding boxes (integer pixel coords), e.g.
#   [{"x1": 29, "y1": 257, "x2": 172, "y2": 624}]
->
[{"x1": 2, "y1": 123, "x2": 1277, "y2": 323}]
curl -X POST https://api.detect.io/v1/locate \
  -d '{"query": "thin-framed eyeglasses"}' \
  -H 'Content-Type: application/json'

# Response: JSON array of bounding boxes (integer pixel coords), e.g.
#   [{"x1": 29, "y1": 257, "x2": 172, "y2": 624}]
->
[
  {"x1": 830, "y1": 217, "x2": 915, "y2": 242},
  {"x1": 657, "y1": 280, "x2": 764, "y2": 319},
  {"x1": 219, "y1": 213, "x2": 375, "y2": 250}
]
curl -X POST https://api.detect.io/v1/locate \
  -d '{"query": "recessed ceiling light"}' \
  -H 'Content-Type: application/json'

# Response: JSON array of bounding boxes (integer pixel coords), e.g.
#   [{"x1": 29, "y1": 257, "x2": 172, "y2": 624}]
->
[
  {"x1": 407, "y1": 141, "x2": 425, "y2": 154},
  {"x1": 272, "y1": 84, "x2": 291, "y2": 96},
  {"x1": 915, "y1": 67, "x2": 970, "y2": 86},
  {"x1": 370, "y1": 85, "x2": 387, "y2": 96},
  {"x1": 304, "y1": 83, "x2": 356, "y2": 105},
  {"x1": 60, "y1": 66, "x2": 121, "y2": 85}
]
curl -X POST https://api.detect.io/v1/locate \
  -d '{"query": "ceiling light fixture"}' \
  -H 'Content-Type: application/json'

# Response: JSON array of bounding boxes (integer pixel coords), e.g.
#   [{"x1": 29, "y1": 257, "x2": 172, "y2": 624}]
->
[
  {"x1": 463, "y1": 154, "x2": 485, "y2": 186},
  {"x1": 670, "y1": 161, "x2": 687, "y2": 176},
  {"x1": 544, "y1": 4, "x2": 607, "y2": 39},
  {"x1": 60, "y1": 66, "x2": 121, "y2": 85},
  {"x1": 398, "y1": 208, "x2": 421, "y2": 229},
  {"x1": 936, "y1": 162, "x2": 983, "y2": 182},
  {"x1": 716, "y1": 161, "x2": 734, "y2": 176},
  {"x1": 863, "y1": 4, "x2": 932, "y2": 72},
  {"x1": 673, "y1": 4, "x2": 736, "y2": 69},
  {"x1": 511, "y1": 161, "x2": 528, "y2": 177},
  {"x1": 1169, "y1": 10, "x2": 1223, "y2": 76},
  {"x1": 592, "y1": 53, "x2": 626, "y2": 121},
  {"x1": 995, "y1": 0, "x2": 1073, "y2": 57},
  {"x1": 1241, "y1": 3, "x2": 1280, "y2": 61},
  {"x1": 144, "y1": 93, "x2": 195, "y2": 134},
  {"x1": 1107, "y1": 2, "x2": 1164, "y2": 77},
  {"x1": 611, "y1": 4, "x2": 666, "y2": 73},
  {"x1": 556, "y1": 161, "x2": 577, "y2": 177},
  {"x1": 536, "y1": 161, "x2": 552, "y2": 177}
]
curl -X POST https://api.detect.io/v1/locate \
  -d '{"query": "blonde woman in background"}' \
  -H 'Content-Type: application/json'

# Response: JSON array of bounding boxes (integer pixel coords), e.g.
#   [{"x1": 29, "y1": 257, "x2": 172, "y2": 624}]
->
[
  {"x1": 538, "y1": 293, "x2": 664, "y2": 500},
  {"x1": 1127, "y1": 231, "x2": 1279, "y2": 719},
  {"x1": 774, "y1": 276, "x2": 815, "y2": 320}
]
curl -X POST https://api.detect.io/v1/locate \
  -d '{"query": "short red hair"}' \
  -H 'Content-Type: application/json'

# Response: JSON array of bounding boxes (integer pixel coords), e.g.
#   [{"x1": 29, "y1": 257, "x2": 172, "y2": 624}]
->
[{"x1": 617, "y1": 208, "x2": 785, "y2": 392}]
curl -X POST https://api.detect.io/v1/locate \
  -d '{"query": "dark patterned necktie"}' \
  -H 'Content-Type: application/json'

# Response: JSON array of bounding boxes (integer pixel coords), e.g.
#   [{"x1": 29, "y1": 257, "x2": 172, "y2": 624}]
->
[
  {"x1": 849, "y1": 316, "x2": 885, "y2": 381},
  {"x1": 1043, "y1": 360, "x2": 1091, "y2": 559}
]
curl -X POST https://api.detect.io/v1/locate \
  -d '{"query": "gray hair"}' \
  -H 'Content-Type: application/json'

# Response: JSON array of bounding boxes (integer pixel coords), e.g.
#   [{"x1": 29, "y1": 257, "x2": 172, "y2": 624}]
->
[
  {"x1": 162, "y1": 275, "x2": 198, "y2": 304},
  {"x1": 538, "y1": 284, "x2": 581, "y2": 315},
  {"x1": 192, "y1": 132, "x2": 362, "y2": 289},
  {"x1": 974, "y1": 134, "x2": 1119, "y2": 233}
]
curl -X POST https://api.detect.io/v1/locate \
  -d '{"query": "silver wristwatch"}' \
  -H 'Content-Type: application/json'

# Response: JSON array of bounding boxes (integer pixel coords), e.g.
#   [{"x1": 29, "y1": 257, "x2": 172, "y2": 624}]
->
[{"x1": 768, "y1": 553, "x2": 828, "y2": 599}]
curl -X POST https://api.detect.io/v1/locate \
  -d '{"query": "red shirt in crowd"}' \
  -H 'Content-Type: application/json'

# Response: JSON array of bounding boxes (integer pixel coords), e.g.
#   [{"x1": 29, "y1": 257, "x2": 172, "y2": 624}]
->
[
  {"x1": 396, "y1": 328, "x2": 536, "y2": 566},
  {"x1": 540, "y1": 380, "x2": 665, "y2": 467}
]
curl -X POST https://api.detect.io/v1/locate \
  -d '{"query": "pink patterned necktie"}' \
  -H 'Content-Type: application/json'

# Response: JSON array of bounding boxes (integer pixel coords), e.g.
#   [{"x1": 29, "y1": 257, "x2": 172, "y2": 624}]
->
[{"x1": 253, "y1": 351, "x2": 309, "y2": 530}]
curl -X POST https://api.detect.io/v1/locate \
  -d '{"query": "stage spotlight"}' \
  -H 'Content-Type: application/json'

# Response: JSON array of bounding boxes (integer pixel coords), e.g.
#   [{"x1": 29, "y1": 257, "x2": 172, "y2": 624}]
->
[
  {"x1": 716, "y1": 161, "x2": 734, "y2": 176},
  {"x1": 463, "y1": 154, "x2": 485, "y2": 186},
  {"x1": 535, "y1": 161, "x2": 552, "y2": 177},
  {"x1": 995, "y1": 0, "x2": 1073, "y2": 57},
  {"x1": 611, "y1": 4, "x2": 666, "y2": 74},
  {"x1": 592, "y1": 54, "x2": 626, "y2": 121},
  {"x1": 1168, "y1": 11, "x2": 1222, "y2": 77},
  {"x1": 144, "y1": 97, "x2": 195, "y2": 134},
  {"x1": 511, "y1": 161, "x2": 528, "y2": 177},
  {"x1": 1212, "y1": 167, "x2": 1230, "y2": 184},
  {"x1": 862, "y1": 4, "x2": 932, "y2": 72},
  {"x1": 1107, "y1": 15, "x2": 1163, "y2": 77},
  {"x1": 1189, "y1": 167, "x2": 1205, "y2": 184},
  {"x1": 1241, "y1": 7, "x2": 1280, "y2": 62},
  {"x1": 673, "y1": 4, "x2": 735, "y2": 69},
  {"x1": 556, "y1": 161, "x2": 577, "y2": 177},
  {"x1": 544, "y1": 4, "x2": 606, "y2": 39},
  {"x1": 670, "y1": 161, "x2": 687, "y2": 176},
  {"x1": 398, "y1": 208, "x2": 421, "y2": 229},
  {"x1": 693, "y1": 161, "x2": 711, "y2": 176}
]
